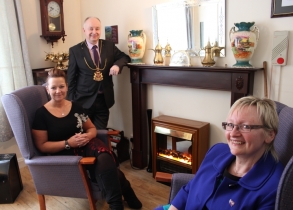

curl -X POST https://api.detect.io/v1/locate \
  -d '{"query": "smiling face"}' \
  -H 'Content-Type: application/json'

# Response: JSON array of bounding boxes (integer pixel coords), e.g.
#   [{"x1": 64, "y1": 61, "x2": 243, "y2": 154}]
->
[
  {"x1": 225, "y1": 106, "x2": 275, "y2": 160},
  {"x1": 46, "y1": 77, "x2": 67, "y2": 102},
  {"x1": 83, "y1": 17, "x2": 101, "y2": 45}
]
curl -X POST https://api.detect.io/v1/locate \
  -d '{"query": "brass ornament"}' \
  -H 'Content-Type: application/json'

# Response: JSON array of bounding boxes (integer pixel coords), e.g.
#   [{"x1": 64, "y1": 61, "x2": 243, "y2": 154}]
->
[
  {"x1": 45, "y1": 52, "x2": 69, "y2": 70},
  {"x1": 199, "y1": 41, "x2": 215, "y2": 67},
  {"x1": 150, "y1": 41, "x2": 164, "y2": 65},
  {"x1": 93, "y1": 70, "x2": 103, "y2": 81},
  {"x1": 199, "y1": 40, "x2": 224, "y2": 67},
  {"x1": 48, "y1": 23, "x2": 56, "y2": 31}
]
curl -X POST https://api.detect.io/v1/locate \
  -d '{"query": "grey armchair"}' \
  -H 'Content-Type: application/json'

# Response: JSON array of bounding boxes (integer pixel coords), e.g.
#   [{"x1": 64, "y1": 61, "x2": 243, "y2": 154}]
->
[
  {"x1": 1, "y1": 85, "x2": 118, "y2": 210},
  {"x1": 167, "y1": 101, "x2": 293, "y2": 209}
]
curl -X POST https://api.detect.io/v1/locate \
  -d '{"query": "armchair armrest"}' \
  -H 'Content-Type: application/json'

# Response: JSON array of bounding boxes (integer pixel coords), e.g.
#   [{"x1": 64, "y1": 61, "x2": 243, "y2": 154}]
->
[
  {"x1": 97, "y1": 129, "x2": 120, "y2": 150},
  {"x1": 169, "y1": 173, "x2": 194, "y2": 203},
  {"x1": 108, "y1": 130, "x2": 120, "y2": 135},
  {"x1": 80, "y1": 157, "x2": 96, "y2": 165},
  {"x1": 24, "y1": 155, "x2": 96, "y2": 198},
  {"x1": 25, "y1": 155, "x2": 83, "y2": 165}
]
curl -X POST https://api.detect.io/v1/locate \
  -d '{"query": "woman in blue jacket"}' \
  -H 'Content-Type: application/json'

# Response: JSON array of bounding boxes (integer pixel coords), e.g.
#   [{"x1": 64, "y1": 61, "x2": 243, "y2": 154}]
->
[{"x1": 156, "y1": 96, "x2": 284, "y2": 210}]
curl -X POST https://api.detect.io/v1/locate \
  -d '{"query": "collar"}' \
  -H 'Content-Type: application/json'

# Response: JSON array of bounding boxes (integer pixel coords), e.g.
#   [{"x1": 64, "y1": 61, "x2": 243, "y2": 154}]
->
[
  {"x1": 212, "y1": 144, "x2": 280, "y2": 190},
  {"x1": 86, "y1": 40, "x2": 99, "y2": 50}
]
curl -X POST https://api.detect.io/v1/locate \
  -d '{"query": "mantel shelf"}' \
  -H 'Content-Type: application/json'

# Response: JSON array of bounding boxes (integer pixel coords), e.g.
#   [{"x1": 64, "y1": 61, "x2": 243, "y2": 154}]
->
[
  {"x1": 127, "y1": 64, "x2": 262, "y2": 72},
  {"x1": 126, "y1": 62, "x2": 266, "y2": 169}
]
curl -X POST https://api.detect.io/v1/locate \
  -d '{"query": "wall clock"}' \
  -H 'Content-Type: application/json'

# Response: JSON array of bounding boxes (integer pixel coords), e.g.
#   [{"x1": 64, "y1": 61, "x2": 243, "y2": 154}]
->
[{"x1": 39, "y1": 0, "x2": 66, "y2": 47}]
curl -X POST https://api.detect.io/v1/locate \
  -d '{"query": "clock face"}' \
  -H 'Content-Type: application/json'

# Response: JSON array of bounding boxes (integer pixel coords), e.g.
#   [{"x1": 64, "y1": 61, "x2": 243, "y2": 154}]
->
[{"x1": 48, "y1": 1, "x2": 60, "y2": 18}]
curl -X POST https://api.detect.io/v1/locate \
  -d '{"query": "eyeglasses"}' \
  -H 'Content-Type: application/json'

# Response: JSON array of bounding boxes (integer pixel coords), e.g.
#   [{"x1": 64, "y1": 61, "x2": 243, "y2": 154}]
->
[{"x1": 222, "y1": 122, "x2": 265, "y2": 133}]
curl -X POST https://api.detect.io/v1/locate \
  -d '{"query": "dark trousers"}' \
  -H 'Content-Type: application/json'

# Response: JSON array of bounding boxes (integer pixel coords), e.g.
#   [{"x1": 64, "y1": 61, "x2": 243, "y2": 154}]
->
[{"x1": 84, "y1": 94, "x2": 109, "y2": 129}]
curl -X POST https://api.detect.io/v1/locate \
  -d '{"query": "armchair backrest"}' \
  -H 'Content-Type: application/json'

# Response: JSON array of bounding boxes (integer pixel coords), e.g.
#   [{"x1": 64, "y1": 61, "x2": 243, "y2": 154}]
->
[
  {"x1": 274, "y1": 101, "x2": 293, "y2": 166},
  {"x1": 1, "y1": 85, "x2": 49, "y2": 159},
  {"x1": 274, "y1": 101, "x2": 293, "y2": 209}
]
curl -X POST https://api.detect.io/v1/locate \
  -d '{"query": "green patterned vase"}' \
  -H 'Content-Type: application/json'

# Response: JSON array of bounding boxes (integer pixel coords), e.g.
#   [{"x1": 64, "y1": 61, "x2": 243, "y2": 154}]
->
[
  {"x1": 229, "y1": 22, "x2": 259, "y2": 67},
  {"x1": 127, "y1": 30, "x2": 146, "y2": 63}
]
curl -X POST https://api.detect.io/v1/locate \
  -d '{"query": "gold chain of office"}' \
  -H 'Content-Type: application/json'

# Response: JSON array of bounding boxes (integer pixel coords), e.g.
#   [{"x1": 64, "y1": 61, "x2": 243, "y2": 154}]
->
[{"x1": 84, "y1": 40, "x2": 107, "y2": 81}]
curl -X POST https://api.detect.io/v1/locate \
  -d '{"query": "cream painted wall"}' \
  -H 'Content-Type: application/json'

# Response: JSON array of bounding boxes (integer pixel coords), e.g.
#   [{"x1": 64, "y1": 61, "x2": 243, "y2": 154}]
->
[
  {"x1": 79, "y1": 0, "x2": 172, "y2": 137},
  {"x1": 81, "y1": 0, "x2": 293, "y2": 146},
  {"x1": 1, "y1": 0, "x2": 293, "y2": 166},
  {"x1": 0, "y1": 0, "x2": 82, "y2": 165},
  {"x1": 21, "y1": 0, "x2": 82, "y2": 69}
]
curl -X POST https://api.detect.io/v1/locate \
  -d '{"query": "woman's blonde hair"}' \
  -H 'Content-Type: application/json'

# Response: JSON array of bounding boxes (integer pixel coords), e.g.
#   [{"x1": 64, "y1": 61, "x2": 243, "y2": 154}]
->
[{"x1": 228, "y1": 96, "x2": 279, "y2": 161}]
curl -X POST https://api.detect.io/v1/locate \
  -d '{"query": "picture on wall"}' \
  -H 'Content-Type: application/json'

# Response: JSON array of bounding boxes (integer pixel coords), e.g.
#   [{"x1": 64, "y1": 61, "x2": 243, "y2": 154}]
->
[
  {"x1": 271, "y1": 0, "x2": 293, "y2": 18},
  {"x1": 105, "y1": 25, "x2": 118, "y2": 44}
]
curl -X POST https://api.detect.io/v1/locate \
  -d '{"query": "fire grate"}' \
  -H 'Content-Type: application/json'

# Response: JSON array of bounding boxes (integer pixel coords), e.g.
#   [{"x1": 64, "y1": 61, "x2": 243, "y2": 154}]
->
[{"x1": 157, "y1": 159, "x2": 192, "y2": 174}]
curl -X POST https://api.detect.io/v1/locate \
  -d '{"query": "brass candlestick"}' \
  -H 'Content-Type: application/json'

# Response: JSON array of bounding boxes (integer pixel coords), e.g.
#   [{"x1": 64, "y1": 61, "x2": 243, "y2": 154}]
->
[{"x1": 45, "y1": 52, "x2": 69, "y2": 70}]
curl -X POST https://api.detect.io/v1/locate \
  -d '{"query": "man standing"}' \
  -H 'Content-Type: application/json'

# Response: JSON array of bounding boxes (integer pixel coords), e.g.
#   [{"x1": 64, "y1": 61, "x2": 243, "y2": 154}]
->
[{"x1": 67, "y1": 17, "x2": 130, "y2": 129}]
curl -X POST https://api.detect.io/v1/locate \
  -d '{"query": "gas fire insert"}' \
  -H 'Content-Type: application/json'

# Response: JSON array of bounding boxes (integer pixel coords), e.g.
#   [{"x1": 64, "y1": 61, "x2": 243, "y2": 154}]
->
[{"x1": 152, "y1": 115, "x2": 210, "y2": 178}]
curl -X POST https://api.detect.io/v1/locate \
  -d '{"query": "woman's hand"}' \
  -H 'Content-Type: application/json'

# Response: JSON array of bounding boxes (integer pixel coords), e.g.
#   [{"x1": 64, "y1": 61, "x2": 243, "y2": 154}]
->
[
  {"x1": 67, "y1": 117, "x2": 97, "y2": 148},
  {"x1": 71, "y1": 132, "x2": 91, "y2": 148}
]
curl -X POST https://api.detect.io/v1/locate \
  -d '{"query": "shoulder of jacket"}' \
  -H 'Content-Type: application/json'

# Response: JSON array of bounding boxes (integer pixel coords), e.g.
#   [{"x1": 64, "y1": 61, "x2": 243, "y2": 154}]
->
[
  {"x1": 100, "y1": 39, "x2": 114, "y2": 46},
  {"x1": 70, "y1": 41, "x2": 86, "y2": 50},
  {"x1": 209, "y1": 143, "x2": 229, "y2": 153}
]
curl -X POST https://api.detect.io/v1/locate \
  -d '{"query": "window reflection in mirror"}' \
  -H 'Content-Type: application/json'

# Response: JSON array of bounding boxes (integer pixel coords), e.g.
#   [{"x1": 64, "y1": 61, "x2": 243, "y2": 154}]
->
[{"x1": 152, "y1": 0, "x2": 225, "y2": 57}]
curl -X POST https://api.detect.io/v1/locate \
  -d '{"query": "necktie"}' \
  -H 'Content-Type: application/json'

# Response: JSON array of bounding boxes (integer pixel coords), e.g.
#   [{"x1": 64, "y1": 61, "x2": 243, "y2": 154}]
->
[
  {"x1": 91, "y1": 45, "x2": 99, "y2": 66},
  {"x1": 92, "y1": 45, "x2": 103, "y2": 92}
]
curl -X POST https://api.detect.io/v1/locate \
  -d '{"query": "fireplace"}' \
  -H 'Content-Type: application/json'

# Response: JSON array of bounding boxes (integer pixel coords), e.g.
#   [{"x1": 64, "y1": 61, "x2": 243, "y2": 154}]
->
[
  {"x1": 127, "y1": 64, "x2": 263, "y2": 169},
  {"x1": 152, "y1": 115, "x2": 210, "y2": 178}
]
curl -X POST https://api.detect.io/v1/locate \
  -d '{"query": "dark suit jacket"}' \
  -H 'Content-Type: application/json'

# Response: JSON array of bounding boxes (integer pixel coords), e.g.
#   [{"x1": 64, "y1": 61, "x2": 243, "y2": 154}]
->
[{"x1": 67, "y1": 39, "x2": 130, "y2": 109}]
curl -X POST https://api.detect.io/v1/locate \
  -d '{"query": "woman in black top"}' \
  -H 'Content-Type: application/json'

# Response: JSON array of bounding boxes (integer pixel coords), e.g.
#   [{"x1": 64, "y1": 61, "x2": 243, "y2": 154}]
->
[{"x1": 32, "y1": 69, "x2": 141, "y2": 210}]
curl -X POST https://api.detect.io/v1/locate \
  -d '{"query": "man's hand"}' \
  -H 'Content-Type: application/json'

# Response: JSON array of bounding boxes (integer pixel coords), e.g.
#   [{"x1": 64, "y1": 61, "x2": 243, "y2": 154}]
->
[{"x1": 109, "y1": 65, "x2": 119, "y2": 75}]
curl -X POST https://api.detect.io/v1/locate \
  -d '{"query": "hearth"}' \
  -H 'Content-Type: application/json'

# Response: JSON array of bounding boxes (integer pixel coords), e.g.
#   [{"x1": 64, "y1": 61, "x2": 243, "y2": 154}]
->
[{"x1": 152, "y1": 115, "x2": 210, "y2": 178}]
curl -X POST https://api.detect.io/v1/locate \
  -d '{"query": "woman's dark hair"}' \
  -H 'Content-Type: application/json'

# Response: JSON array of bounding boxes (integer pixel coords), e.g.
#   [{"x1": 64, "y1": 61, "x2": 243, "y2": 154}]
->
[{"x1": 46, "y1": 68, "x2": 67, "y2": 83}]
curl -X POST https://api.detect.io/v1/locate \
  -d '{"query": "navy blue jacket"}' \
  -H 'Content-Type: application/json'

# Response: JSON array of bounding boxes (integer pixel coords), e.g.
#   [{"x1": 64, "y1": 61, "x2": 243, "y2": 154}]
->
[{"x1": 172, "y1": 143, "x2": 284, "y2": 210}]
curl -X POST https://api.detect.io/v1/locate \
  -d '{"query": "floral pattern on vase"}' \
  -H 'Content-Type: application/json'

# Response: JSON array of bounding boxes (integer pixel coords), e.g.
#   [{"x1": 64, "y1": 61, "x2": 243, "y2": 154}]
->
[
  {"x1": 127, "y1": 30, "x2": 146, "y2": 63},
  {"x1": 229, "y1": 22, "x2": 259, "y2": 67}
]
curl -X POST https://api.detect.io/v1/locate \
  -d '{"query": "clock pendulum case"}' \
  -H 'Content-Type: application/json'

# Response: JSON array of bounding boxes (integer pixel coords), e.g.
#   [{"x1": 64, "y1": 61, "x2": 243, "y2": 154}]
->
[{"x1": 39, "y1": 0, "x2": 66, "y2": 47}]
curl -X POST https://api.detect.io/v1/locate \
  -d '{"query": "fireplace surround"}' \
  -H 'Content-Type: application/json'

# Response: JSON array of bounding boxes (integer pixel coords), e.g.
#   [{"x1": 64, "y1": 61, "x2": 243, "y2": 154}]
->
[{"x1": 127, "y1": 64, "x2": 264, "y2": 169}]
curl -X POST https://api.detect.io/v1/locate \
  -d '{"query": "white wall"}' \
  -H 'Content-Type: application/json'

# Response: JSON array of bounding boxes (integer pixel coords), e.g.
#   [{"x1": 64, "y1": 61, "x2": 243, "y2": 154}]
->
[
  {"x1": 0, "y1": 0, "x2": 82, "y2": 166},
  {"x1": 79, "y1": 0, "x2": 172, "y2": 137},
  {"x1": 21, "y1": 0, "x2": 82, "y2": 69},
  {"x1": 1, "y1": 0, "x2": 293, "y2": 166},
  {"x1": 82, "y1": 0, "x2": 293, "y2": 146}
]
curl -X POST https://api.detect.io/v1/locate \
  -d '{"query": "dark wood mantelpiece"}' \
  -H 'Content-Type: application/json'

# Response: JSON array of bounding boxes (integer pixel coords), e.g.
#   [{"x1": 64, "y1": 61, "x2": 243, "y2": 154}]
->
[{"x1": 127, "y1": 64, "x2": 264, "y2": 169}]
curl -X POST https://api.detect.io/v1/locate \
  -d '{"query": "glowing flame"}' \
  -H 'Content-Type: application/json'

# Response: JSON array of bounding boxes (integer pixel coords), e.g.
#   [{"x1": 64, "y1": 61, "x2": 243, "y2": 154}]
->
[{"x1": 158, "y1": 149, "x2": 192, "y2": 165}]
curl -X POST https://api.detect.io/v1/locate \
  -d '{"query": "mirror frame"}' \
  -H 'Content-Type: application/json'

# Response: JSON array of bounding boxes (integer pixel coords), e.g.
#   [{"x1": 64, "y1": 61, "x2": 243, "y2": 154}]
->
[{"x1": 152, "y1": 0, "x2": 226, "y2": 57}]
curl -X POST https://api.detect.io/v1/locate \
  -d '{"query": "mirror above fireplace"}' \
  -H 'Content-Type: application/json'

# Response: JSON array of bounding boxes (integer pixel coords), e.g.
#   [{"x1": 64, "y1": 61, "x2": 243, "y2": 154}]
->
[{"x1": 152, "y1": 0, "x2": 226, "y2": 57}]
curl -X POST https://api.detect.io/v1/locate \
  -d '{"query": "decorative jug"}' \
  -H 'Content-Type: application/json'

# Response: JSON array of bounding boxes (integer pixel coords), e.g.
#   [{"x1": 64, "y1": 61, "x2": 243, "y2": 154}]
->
[
  {"x1": 127, "y1": 30, "x2": 146, "y2": 63},
  {"x1": 199, "y1": 40, "x2": 216, "y2": 67},
  {"x1": 229, "y1": 22, "x2": 259, "y2": 67},
  {"x1": 149, "y1": 41, "x2": 164, "y2": 65}
]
